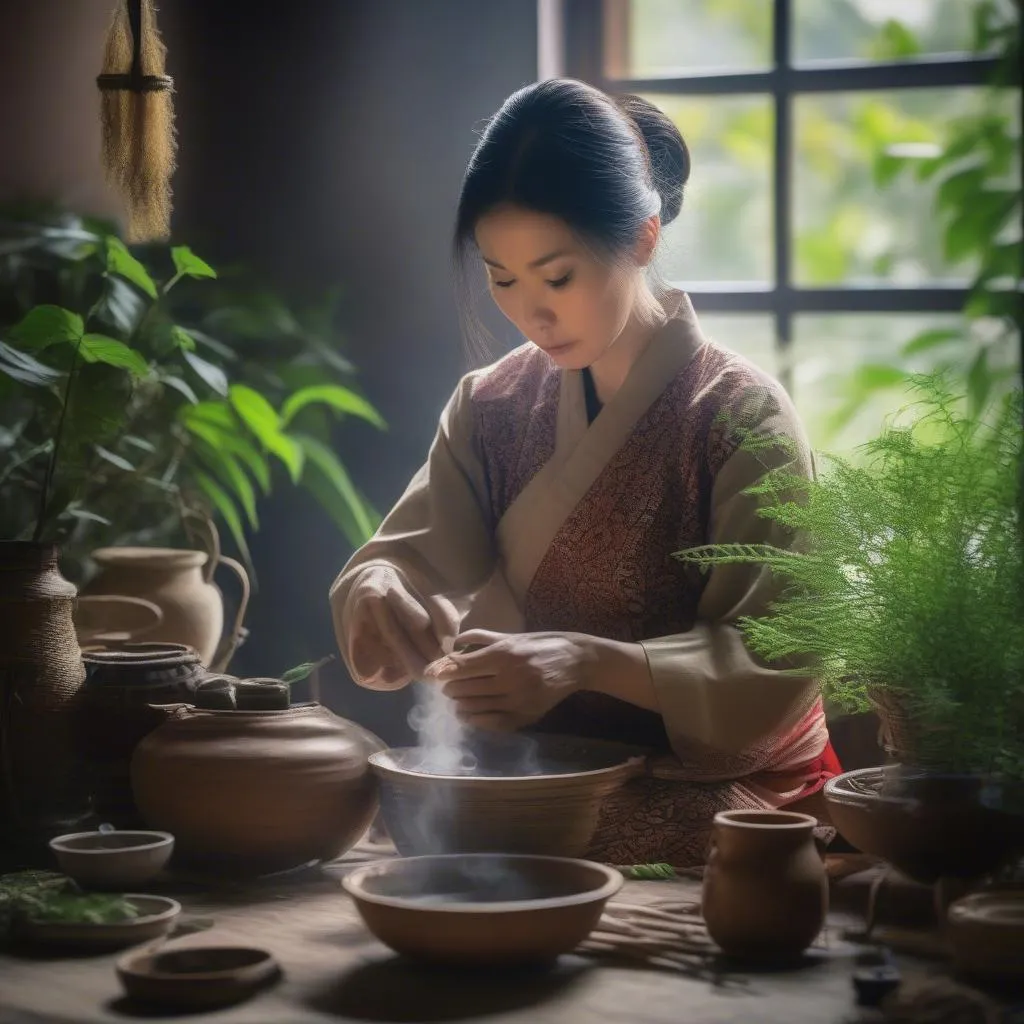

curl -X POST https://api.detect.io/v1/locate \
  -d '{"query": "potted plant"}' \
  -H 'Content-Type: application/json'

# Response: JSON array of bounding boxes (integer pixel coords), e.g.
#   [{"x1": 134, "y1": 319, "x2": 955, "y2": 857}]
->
[{"x1": 675, "y1": 378, "x2": 1024, "y2": 882}]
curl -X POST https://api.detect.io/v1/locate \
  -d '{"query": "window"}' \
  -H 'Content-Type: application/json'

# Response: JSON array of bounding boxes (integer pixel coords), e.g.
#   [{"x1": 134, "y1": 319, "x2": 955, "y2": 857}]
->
[{"x1": 559, "y1": 0, "x2": 1019, "y2": 449}]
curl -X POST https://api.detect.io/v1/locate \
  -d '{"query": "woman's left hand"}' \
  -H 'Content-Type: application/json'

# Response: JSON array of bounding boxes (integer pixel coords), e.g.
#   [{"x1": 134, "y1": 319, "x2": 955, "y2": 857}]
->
[{"x1": 424, "y1": 628, "x2": 596, "y2": 731}]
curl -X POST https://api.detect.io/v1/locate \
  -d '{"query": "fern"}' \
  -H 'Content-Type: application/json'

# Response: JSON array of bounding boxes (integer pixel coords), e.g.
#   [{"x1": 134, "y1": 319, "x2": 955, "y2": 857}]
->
[{"x1": 676, "y1": 377, "x2": 1024, "y2": 779}]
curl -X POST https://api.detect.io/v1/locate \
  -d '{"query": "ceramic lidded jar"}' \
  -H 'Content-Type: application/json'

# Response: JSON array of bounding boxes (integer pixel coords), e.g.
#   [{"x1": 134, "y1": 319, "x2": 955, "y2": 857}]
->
[
  {"x1": 701, "y1": 809, "x2": 827, "y2": 959},
  {"x1": 130, "y1": 702, "x2": 383, "y2": 874}
]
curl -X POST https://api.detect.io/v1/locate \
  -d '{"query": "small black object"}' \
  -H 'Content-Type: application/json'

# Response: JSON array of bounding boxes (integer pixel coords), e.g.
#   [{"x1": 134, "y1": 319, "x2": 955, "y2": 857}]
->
[{"x1": 853, "y1": 965, "x2": 902, "y2": 1007}]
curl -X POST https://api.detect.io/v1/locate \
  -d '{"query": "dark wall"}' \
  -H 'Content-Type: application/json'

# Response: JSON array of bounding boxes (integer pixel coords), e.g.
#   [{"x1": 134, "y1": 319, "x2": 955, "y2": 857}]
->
[{"x1": 0, "y1": 0, "x2": 538, "y2": 743}]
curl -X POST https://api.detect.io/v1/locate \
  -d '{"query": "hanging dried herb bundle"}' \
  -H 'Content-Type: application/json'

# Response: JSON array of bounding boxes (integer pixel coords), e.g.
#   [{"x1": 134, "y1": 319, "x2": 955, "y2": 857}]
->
[{"x1": 97, "y1": 0, "x2": 176, "y2": 242}]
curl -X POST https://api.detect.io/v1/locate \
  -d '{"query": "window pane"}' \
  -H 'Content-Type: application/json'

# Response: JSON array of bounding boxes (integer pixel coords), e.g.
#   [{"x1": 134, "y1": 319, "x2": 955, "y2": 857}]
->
[
  {"x1": 610, "y1": 0, "x2": 772, "y2": 77},
  {"x1": 789, "y1": 314, "x2": 1021, "y2": 452},
  {"x1": 696, "y1": 313, "x2": 779, "y2": 378},
  {"x1": 793, "y1": 0, "x2": 1018, "y2": 63},
  {"x1": 793, "y1": 87, "x2": 1019, "y2": 286},
  {"x1": 645, "y1": 95, "x2": 773, "y2": 285}
]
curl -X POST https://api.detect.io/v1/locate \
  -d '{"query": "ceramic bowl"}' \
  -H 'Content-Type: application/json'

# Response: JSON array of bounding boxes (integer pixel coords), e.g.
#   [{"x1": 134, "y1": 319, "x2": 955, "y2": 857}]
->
[
  {"x1": 343, "y1": 853, "x2": 623, "y2": 967},
  {"x1": 117, "y1": 945, "x2": 281, "y2": 1009},
  {"x1": 371, "y1": 733, "x2": 643, "y2": 857},
  {"x1": 947, "y1": 890, "x2": 1024, "y2": 983},
  {"x1": 21, "y1": 894, "x2": 181, "y2": 950},
  {"x1": 49, "y1": 830, "x2": 174, "y2": 890},
  {"x1": 823, "y1": 767, "x2": 1024, "y2": 883}
]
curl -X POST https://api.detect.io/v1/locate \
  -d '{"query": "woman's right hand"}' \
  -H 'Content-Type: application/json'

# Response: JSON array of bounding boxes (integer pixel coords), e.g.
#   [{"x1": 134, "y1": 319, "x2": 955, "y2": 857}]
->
[{"x1": 345, "y1": 566, "x2": 458, "y2": 690}]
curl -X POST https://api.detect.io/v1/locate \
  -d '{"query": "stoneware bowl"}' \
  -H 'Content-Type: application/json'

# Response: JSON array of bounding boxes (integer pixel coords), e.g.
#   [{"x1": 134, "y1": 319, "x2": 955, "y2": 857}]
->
[
  {"x1": 947, "y1": 890, "x2": 1024, "y2": 983},
  {"x1": 49, "y1": 830, "x2": 174, "y2": 890},
  {"x1": 343, "y1": 853, "x2": 623, "y2": 967},
  {"x1": 823, "y1": 766, "x2": 1024, "y2": 883},
  {"x1": 117, "y1": 945, "x2": 281, "y2": 1009},
  {"x1": 371, "y1": 732, "x2": 644, "y2": 857},
  {"x1": 21, "y1": 894, "x2": 181, "y2": 951}
]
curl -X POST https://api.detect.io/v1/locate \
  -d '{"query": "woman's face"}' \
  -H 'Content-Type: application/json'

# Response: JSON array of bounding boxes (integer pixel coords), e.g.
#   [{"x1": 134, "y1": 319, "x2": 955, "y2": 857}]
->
[{"x1": 474, "y1": 205, "x2": 643, "y2": 370}]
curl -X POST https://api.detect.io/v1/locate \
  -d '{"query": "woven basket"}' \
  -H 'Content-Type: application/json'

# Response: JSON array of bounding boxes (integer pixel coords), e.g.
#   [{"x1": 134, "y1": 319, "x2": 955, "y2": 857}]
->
[{"x1": 0, "y1": 542, "x2": 88, "y2": 838}]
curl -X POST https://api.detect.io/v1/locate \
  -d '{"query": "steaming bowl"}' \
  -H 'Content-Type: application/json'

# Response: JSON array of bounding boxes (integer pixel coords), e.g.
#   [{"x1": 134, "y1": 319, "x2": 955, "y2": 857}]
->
[{"x1": 343, "y1": 853, "x2": 623, "y2": 966}]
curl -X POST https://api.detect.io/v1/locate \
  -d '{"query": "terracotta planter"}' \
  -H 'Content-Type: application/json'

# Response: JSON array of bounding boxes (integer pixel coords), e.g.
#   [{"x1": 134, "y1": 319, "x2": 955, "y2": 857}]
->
[
  {"x1": 823, "y1": 766, "x2": 1024, "y2": 884},
  {"x1": 0, "y1": 541, "x2": 89, "y2": 844},
  {"x1": 77, "y1": 643, "x2": 206, "y2": 826},
  {"x1": 131, "y1": 703, "x2": 383, "y2": 874},
  {"x1": 702, "y1": 810, "x2": 827, "y2": 959},
  {"x1": 82, "y1": 547, "x2": 250, "y2": 671}
]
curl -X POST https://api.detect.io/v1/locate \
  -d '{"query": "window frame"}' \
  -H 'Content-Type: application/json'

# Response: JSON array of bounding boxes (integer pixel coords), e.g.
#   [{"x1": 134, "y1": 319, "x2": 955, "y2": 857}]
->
[{"x1": 560, "y1": 0, "x2": 1002, "y2": 386}]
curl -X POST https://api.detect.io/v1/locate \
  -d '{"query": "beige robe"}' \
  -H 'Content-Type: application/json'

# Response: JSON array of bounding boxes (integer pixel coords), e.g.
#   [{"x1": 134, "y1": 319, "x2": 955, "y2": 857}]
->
[{"x1": 330, "y1": 292, "x2": 831, "y2": 864}]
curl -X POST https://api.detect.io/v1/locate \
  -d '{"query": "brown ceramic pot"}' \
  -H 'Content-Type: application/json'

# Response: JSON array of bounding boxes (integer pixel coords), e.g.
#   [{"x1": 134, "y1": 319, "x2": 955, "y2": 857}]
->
[
  {"x1": 76, "y1": 643, "x2": 206, "y2": 826},
  {"x1": 131, "y1": 703, "x2": 383, "y2": 873},
  {"x1": 0, "y1": 541, "x2": 89, "y2": 842},
  {"x1": 702, "y1": 810, "x2": 827, "y2": 959},
  {"x1": 947, "y1": 890, "x2": 1024, "y2": 983},
  {"x1": 823, "y1": 766, "x2": 1024, "y2": 884},
  {"x1": 82, "y1": 547, "x2": 250, "y2": 671}
]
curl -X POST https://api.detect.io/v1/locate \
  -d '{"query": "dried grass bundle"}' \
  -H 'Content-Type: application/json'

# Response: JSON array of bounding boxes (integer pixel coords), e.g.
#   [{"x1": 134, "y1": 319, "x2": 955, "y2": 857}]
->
[{"x1": 97, "y1": 0, "x2": 176, "y2": 242}]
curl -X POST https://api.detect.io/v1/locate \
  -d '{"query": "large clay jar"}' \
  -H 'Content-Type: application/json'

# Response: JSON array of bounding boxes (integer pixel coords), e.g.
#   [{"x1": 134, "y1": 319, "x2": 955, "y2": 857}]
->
[
  {"x1": 0, "y1": 542, "x2": 89, "y2": 848},
  {"x1": 131, "y1": 703, "x2": 383, "y2": 874},
  {"x1": 82, "y1": 547, "x2": 249, "y2": 671},
  {"x1": 76, "y1": 643, "x2": 206, "y2": 827},
  {"x1": 702, "y1": 809, "x2": 827, "y2": 960}
]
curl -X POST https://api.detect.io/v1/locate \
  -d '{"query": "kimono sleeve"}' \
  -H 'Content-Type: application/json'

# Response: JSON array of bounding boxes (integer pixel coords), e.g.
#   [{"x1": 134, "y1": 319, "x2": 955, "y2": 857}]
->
[
  {"x1": 329, "y1": 373, "x2": 497, "y2": 683},
  {"x1": 640, "y1": 389, "x2": 822, "y2": 770}
]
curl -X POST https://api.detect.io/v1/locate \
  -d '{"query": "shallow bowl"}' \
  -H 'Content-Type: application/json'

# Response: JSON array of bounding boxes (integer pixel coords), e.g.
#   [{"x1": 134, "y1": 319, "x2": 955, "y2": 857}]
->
[
  {"x1": 947, "y1": 890, "x2": 1024, "y2": 983},
  {"x1": 49, "y1": 830, "x2": 174, "y2": 890},
  {"x1": 21, "y1": 894, "x2": 181, "y2": 951},
  {"x1": 343, "y1": 853, "x2": 623, "y2": 967},
  {"x1": 117, "y1": 945, "x2": 281, "y2": 1009}
]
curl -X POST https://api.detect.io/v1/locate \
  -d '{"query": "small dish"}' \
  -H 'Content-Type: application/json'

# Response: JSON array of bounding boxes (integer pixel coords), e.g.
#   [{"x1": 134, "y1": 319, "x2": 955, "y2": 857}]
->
[
  {"x1": 117, "y1": 945, "x2": 281, "y2": 1009},
  {"x1": 49, "y1": 830, "x2": 174, "y2": 890},
  {"x1": 343, "y1": 853, "x2": 623, "y2": 967},
  {"x1": 21, "y1": 894, "x2": 181, "y2": 951},
  {"x1": 947, "y1": 890, "x2": 1024, "y2": 982}
]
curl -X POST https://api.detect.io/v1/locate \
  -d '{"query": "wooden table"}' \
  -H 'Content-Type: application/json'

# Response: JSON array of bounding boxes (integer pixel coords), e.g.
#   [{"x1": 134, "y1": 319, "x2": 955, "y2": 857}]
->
[{"x1": 0, "y1": 847, "x2": 977, "y2": 1024}]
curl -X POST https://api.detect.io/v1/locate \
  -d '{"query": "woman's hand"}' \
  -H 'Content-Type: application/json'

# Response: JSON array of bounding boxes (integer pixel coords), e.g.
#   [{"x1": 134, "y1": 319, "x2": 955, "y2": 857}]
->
[
  {"x1": 346, "y1": 567, "x2": 459, "y2": 690},
  {"x1": 424, "y1": 628, "x2": 598, "y2": 730}
]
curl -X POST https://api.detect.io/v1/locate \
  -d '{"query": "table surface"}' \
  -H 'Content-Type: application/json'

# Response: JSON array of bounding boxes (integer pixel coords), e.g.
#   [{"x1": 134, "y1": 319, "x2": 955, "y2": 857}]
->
[{"x1": 0, "y1": 845, "x2": 965, "y2": 1024}]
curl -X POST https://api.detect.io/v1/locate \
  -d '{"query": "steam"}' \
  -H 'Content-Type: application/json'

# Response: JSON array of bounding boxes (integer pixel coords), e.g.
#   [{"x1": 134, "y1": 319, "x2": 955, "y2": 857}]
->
[{"x1": 406, "y1": 679, "x2": 478, "y2": 775}]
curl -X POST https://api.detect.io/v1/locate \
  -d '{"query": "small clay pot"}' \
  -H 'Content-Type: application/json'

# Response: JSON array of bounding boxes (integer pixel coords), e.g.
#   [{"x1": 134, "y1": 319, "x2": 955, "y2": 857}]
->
[
  {"x1": 702, "y1": 809, "x2": 827, "y2": 960},
  {"x1": 947, "y1": 890, "x2": 1024, "y2": 983}
]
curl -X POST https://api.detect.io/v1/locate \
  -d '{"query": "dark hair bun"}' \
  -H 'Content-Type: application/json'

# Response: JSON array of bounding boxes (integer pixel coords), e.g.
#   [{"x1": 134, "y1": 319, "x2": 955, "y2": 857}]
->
[{"x1": 614, "y1": 94, "x2": 690, "y2": 226}]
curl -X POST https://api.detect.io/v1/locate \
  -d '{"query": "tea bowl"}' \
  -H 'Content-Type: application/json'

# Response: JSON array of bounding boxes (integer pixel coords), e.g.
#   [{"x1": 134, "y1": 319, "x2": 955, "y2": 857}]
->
[
  {"x1": 49, "y1": 829, "x2": 174, "y2": 890},
  {"x1": 342, "y1": 853, "x2": 623, "y2": 967}
]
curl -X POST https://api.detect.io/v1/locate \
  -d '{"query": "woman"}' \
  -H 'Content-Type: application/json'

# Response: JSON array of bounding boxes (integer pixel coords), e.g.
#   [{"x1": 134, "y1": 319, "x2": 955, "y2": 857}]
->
[{"x1": 331, "y1": 78, "x2": 839, "y2": 867}]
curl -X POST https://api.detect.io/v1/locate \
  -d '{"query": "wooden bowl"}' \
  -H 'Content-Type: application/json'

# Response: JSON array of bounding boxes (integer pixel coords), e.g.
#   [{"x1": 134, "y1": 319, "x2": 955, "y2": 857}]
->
[
  {"x1": 823, "y1": 767, "x2": 1024, "y2": 883},
  {"x1": 947, "y1": 890, "x2": 1024, "y2": 983},
  {"x1": 21, "y1": 895, "x2": 180, "y2": 951},
  {"x1": 117, "y1": 945, "x2": 281, "y2": 1009},
  {"x1": 343, "y1": 853, "x2": 623, "y2": 966},
  {"x1": 49, "y1": 830, "x2": 174, "y2": 890},
  {"x1": 371, "y1": 735, "x2": 643, "y2": 857}
]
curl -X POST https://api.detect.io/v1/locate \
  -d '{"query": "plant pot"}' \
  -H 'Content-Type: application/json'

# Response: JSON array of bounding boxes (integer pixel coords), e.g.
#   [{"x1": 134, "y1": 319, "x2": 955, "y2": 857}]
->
[
  {"x1": 0, "y1": 541, "x2": 89, "y2": 850},
  {"x1": 76, "y1": 643, "x2": 206, "y2": 826},
  {"x1": 701, "y1": 810, "x2": 827, "y2": 960},
  {"x1": 131, "y1": 703, "x2": 383, "y2": 874},
  {"x1": 81, "y1": 547, "x2": 250, "y2": 671},
  {"x1": 823, "y1": 766, "x2": 1024, "y2": 884}
]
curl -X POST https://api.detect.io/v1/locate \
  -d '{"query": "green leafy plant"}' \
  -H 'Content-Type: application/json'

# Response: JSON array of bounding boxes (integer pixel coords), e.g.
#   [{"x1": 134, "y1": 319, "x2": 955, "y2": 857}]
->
[
  {"x1": 0, "y1": 207, "x2": 383, "y2": 574},
  {"x1": 676, "y1": 378, "x2": 1024, "y2": 779},
  {"x1": 830, "y1": 0, "x2": 1021, "y2": 434},
  {"x1": 0, "y1": 871, "x2": 136, "y2": 935}
]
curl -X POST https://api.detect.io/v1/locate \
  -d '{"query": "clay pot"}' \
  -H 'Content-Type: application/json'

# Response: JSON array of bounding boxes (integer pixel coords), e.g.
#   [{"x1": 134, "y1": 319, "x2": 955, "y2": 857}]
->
[
  {"x1": 947, "y1": 890, "x2": 1024, "y2": 983},
  {"x1": 823, "y1": 766, "x2": 1024, "y2": 884},
  {"x1": 131, "y1": 703, "x2": 383, "y2": 873},
  {"x1": 75, "y1": 594, "x2": 163, "y2": 647},
  {"x1": 0, "y1": 541, "x2": 89, "y2": 842},
  {"x1": 343, "y1": 853, "x2": 623, "y2": 967},
  {"x1": 702, "y1": 810, "x2": 827, "y2": 959},
  {"x1": 76, "y1": 643, "x2": 205, "y2": 826},
  {"x1": 82, "y1": 547, "x2": 250, "y2": 671}
]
